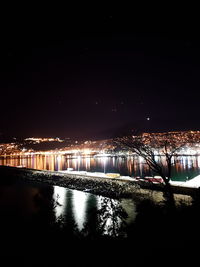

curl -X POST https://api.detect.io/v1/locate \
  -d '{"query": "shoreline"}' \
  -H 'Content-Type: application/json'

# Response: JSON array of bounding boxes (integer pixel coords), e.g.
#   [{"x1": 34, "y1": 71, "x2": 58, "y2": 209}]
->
[
  {"x1": 0, "y1": 165, "x2": 143, "y2": 199},
  {"x1": 0, "y1": 165, "x2": 199, "y2": 200}
]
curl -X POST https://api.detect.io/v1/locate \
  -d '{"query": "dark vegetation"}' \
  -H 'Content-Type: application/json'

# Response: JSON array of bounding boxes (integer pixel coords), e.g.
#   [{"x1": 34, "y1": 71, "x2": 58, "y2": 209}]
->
[
  {"x1": 1, "y1": 166, "x2": 200, "y2": 265},
  {"x1": 0, "y1": 180, "x2": 200, "y2": 266}
]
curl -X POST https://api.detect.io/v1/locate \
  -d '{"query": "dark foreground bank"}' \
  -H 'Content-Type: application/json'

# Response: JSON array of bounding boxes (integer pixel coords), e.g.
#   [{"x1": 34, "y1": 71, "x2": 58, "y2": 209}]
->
[{"x1": 1, "y1": 165, "x2": 200, "y2": 266}]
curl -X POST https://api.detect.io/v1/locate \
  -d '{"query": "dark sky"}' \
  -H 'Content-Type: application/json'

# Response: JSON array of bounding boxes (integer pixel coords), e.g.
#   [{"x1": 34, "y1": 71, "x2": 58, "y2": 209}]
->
[{"x1": 1, "y1": 9, "x2": 200, "y2": 139}]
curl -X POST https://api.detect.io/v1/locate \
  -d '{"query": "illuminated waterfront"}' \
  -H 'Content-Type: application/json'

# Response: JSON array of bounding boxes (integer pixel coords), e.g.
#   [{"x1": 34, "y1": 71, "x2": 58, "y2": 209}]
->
[{"x1": 1, "y1": 154, "x2": 200, "y2": 181}]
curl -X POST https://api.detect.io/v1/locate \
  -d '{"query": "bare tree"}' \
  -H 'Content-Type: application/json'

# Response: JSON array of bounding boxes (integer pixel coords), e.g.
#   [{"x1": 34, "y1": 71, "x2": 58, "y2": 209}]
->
[{"x1": 114, "y1": 131, "x2": 200, "y2": 204}]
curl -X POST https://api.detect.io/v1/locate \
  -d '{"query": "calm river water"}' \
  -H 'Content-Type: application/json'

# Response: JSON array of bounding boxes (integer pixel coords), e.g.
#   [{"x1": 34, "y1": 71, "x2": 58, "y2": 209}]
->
[
  {"x1": 1, "y1": 154, "x2": 200, "y2": 181},
  {"x1": 0, "y1": 178, "x2": 137, "y2": 265},
  {"x1": 0, "y1": 181, "x2": 136, "y2": 236}
]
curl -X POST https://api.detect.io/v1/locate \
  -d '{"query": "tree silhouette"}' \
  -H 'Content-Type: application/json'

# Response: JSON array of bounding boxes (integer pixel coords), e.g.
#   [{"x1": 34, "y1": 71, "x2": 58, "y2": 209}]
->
[
  {"x1": 115, "y1": 131, "x2": 200, "y2": 205},
  {"x1": 96, "y1": 197, "x2": 128, "y2": 237}
]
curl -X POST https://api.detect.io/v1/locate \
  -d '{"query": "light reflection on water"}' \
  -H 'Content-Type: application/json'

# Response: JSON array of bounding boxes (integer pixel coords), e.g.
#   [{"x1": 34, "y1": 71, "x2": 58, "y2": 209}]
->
[
  {"x1": 53, "y1": 186, "x2": 137, "y2": 234},
  {"x1": 1, "y1": 154, "x2": 200, "y2": 181},
  {"x1": 0, "y1": 181, "x2": 137, "y2": 238},
  {"x1": 72, "y1": 190, "x2": 87, "y2": 231},
  {"x1": 53, "y1": 186, "x2": 89, "y2": 231},
  {"x1": 53, "y1": 186, "x2": 90, "y2": 231}
]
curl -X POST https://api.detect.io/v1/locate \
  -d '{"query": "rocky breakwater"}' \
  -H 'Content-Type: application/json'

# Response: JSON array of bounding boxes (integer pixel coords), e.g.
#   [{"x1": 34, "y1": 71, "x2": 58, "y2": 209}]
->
[
  {"x1": 0, "y1": 165, "x2": 198, "y2": 200},
  {"x1": 0, "y1": 165, "x2": 143, "y2": 199}
]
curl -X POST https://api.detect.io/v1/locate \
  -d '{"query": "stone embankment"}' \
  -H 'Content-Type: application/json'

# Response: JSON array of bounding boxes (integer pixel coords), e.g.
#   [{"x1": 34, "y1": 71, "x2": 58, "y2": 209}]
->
[{"x1": 0, "y1": 165, "x2": 199, "y2": 200}]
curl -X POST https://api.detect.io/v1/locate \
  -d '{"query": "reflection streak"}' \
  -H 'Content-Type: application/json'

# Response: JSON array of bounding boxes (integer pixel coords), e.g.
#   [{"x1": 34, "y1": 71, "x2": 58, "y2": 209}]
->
[
  {"x1": 72, "y1": 190, "x2": 88, "y2": 231},
  {"x1": 1, "y1": 155, "x2": 200, "y2": 180}
]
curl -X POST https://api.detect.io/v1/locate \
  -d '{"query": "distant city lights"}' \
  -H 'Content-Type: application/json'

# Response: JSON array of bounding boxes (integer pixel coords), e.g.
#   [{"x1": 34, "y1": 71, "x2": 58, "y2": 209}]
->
[{"x1": 1, "y1": 131, "x2": 200, "y2": 157}]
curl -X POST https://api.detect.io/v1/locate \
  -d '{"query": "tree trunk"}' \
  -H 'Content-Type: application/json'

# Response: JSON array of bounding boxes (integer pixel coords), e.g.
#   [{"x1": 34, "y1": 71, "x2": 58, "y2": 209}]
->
[{"x1": 163, "y1": 181, "x2": 175, "y2": 208}]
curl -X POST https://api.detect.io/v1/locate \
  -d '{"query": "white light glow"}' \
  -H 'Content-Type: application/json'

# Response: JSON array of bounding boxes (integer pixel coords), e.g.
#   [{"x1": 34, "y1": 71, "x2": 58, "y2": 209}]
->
[{"x1": 72, "y1": 190, "x2": 88, "y2": 231}]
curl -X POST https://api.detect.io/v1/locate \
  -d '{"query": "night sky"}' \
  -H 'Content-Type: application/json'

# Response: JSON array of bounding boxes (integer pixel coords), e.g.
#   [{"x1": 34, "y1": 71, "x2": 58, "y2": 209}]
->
[{"x1": 1, "y1": 10, "x2": 200, "y2": 140}]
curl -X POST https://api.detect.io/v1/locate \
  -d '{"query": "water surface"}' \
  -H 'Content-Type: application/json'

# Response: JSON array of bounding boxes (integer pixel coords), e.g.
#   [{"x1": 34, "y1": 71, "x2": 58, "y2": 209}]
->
[
  {"x1": 0, "y1": 176, "x2": 199, "y2": 265},
  {"x1": 1, "y1": 154, "x2": 200, "y2": 181}
]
